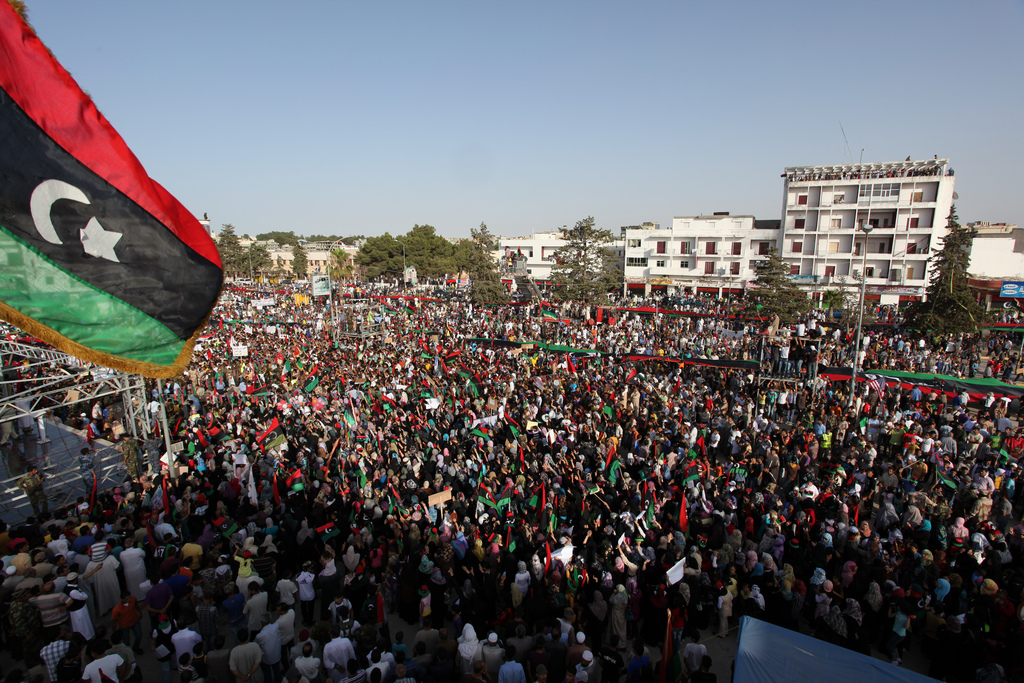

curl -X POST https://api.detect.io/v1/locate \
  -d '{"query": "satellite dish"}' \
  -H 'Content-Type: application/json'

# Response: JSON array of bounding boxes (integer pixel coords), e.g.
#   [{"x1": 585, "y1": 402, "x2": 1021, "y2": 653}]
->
[{"x1": 953, "y1": 192, "x2": 959, "y2": 200}]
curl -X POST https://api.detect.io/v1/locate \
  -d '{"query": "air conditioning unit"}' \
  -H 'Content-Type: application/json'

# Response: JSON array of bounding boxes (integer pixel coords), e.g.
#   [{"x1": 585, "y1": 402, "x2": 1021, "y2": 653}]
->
[{"x1": 890, "y1": 269, "x2": 902, "y2": 281}]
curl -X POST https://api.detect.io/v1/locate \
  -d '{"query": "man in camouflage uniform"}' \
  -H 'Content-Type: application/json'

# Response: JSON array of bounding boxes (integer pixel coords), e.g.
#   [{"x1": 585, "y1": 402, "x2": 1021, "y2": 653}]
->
[
  {"x1": 17, "y1": 465, "x2": 46, "y2": 517},
  {"x1": 120, "y1": 437, "x2": 142, "y2": 479},
  {"x1": 7, "y1": 586, "x2": 42, "y2": 663}
]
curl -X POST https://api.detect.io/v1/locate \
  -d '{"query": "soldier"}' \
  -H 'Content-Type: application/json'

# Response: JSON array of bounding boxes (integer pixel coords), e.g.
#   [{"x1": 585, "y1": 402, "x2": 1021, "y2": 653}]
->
[
  {"x1": 18, "y1": 464, "x2": 47, "y2": 517},
  {"x1": 121, "y1": 437, "x2": 143, "y2": 479}
]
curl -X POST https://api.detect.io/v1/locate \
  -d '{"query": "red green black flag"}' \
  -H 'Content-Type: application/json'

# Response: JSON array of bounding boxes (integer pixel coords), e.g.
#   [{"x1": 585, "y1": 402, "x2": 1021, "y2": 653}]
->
[{"x1": 0, "y1": 5, "x2": 223, "y2": 377}]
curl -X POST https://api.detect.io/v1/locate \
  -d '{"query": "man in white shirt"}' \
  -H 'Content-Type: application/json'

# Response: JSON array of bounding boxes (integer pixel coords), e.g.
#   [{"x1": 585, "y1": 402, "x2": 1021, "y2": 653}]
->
[
  {"x1": 323, "y1": 631, "x2": 357, "y2": 683},
  {"x1": 172, "y1": 625, "x2": 203, "y2": 670},
  {"x1": 276, "y1": 604, "x2": 297, "y2": 661},
  {"x1": 293, "y1": 641, "x2": 322, "y2": 683},
  {"x1": 82, "y1": 641, "x2": 130, "y2": 683},
  {"x1": 257, "y1": 614, "x2": 283, "y2": 683}
]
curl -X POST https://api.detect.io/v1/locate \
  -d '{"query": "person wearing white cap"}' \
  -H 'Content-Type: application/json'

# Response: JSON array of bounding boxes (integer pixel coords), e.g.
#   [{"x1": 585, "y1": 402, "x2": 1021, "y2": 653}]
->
[
  {"x1": 482, "y1": 631, "x2": 506, "y2": 678},
  {"x1": 68, "y1": 588, "x2": 95, "y2": 640},
  {"x1": 566, "y1": 632, "x2": 591, "y2": 670}
]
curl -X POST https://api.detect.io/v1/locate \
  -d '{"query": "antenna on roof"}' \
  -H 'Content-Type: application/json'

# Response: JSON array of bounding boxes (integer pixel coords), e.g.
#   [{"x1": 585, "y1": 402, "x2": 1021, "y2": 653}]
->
[{"x1": 839, "y1": 121, "x2": 854, "y2": 163}]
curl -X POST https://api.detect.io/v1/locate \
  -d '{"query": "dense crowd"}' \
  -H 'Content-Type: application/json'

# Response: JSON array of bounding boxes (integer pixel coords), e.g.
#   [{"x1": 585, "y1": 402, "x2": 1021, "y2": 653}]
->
[{"x1": 3, "y1": 286, "x2": 1024, "y2": 683}]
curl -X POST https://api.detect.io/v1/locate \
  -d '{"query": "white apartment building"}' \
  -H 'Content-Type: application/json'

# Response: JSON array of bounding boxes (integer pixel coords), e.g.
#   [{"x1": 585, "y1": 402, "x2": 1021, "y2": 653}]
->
[
  {"x1": 780, "y1": 158, "x2": 955, "y2": 305},
  {"x1": 498, "y1": 231, "x2": 626, "y2": 286},
  {"x1": 620, "y1": 215, "x2": 780, "y2": 296},
  {"x1": 962, "y1": 222, "x2": 1024, "y2": 309}
]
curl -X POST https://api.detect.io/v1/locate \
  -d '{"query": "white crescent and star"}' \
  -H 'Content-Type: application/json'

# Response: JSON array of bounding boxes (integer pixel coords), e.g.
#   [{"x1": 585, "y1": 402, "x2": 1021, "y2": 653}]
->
[{"x1": 29, "y1": 179, "x2": 122, "y2": 262}]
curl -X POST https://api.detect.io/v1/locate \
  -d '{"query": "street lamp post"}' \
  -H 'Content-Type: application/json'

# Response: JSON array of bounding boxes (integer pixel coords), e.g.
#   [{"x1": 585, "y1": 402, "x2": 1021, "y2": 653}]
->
[
  {"x1": 847, "y1": 225, "x2": 874, "y2": 408},
  {"x1": 401, "y1": 242, "x2": 407, "y2": 289}
]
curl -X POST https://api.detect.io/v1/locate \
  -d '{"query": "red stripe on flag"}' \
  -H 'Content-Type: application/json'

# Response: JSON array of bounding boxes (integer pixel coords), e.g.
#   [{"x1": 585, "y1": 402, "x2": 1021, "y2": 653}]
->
[{"x1": 0, "y1": 3, "x2": 220, "y2": 267}]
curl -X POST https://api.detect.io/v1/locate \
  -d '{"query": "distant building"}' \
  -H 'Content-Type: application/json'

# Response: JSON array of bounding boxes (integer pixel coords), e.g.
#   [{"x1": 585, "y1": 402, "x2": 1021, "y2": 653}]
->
[
  {"x1": 964, "y1": 222, "x2": 1024, "y2": 309},
  {"x1": 621, "y1": 215, "x2": 779, "y2": 296},
  {"x1": 498, "y1": 230, "x2": 625, "y2": 290},
  {"x1": 780, "y1": 158, "x2": 955, "y2": 306}
]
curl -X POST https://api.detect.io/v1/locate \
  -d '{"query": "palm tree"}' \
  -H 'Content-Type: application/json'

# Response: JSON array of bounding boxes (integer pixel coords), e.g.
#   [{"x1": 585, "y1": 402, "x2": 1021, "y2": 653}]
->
[
  {"x1": 329, "y1": 248, "x2": 355, "y2": 283},
  {"x1": 821, "y1": 289, "x2": 844, "y2": 320}
]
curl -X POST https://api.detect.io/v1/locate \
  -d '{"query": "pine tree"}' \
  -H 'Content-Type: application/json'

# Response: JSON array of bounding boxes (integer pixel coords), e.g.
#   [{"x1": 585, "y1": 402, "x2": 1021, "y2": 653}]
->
[
  {"x1": 215, "y1": 223, "x2": 245, "y2": 279},
  {"x1": 745, "y1": 247, "x2": 810, "y2": 322},
  {"x1": 905, "y1": 206, "x2": 990, "y2": 334},
  {"x1": 551, "y1": 217, "x2": 618, "y2": 303},
  {"x1": 291, "y1": 242, "x2": 308, "y2": 279},
  {"x1": 466, "y1": 222, "x2": 508, "y2": 305}
]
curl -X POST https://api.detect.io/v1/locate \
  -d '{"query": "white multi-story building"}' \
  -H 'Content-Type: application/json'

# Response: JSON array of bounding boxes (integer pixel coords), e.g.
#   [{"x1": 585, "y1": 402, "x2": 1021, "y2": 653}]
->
[
  {"x1": 498, "y1": 231, "x2": 626, "y2": 287},
  {"x1": 962, "y1": 222, "x2": 1024, "y2": 309},
  {"x1": 620, "y1": 215, "x2": 780, "y2": 296},
  {"x1": 780, "y1": 158, "x2": 955, "y2": 305}
]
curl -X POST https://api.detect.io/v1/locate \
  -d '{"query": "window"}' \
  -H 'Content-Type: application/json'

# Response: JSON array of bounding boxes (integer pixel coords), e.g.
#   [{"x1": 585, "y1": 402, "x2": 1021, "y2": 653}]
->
[
  {"x1": 704, "y1": 262, "x2": 715, "y2": 275},
  {"x1": 680, "y1": 260, "x2": 690, "y2": 269},
  {"x1": 626, "y1": 257, "x2": 648, "y2": 268},
  {"x1": 730, "y1": 262, "x2": 740, "y2": 275},
  {"x1": 854, "y1": 243, "x2": 862, "y2": 256},
  {"x1": 794, "y1": 218, "x2": 805, "y2": 230},
  {"x1": 705, "y1": 242, "x2": 717, "y2": 255},
  {"x1": 758, "y1": 242, "x2": 770, "y2": 255},
  {"x1": 908, "y1": 217, "x2": 919, "y2": 229},
  {"x1": 834, "y1": 194, "x2": 845, "y2": 204},
  {"x1": 732, "y1": 242, "x2": 742, "y2": 255},
  {"x1": 656, "y1": 241, "x2": 666, "y2": 254},
  {"x1": 907, "y1": 266, "x2": 916, "y2": 280},
  {"x1": 824, "y1": 265, "x2": 836, "y2": 277},
  {"x1": 627, "y1": 239, "x2": 641, "y2": 248},
  {"x1": 789, "y1": 265, "x2": 800, "y2": 276},
  {"x1": 858, "y1": 183, "x2": 901, "y2": 200},
  {"x1": 828, "y1": 241, "x2": 840, "y2": 254},
  {"x1": 830, "y1": 217, "x2": 842, "y2": 228},
  {"x1": 680, "y1": 241, "x2": 692, "y2": 255},
  {"x1": 865, "y1": 267, "x2": 874, "y2": 278},
  {"x1": 797, "y1": 195, "x2": 808, "y2": 205},
  {"x1": 655, "y1": 260, "x2": 666, "y2": 268},
  {"x1": 792, "y1": 241, "x2": 803, "y2": 253}
]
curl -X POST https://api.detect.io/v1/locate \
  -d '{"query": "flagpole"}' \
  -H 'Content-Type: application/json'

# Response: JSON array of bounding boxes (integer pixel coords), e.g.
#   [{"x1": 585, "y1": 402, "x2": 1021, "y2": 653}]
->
[{"x1": 156, "y1": 378, "x2": 176, "y2": 477}]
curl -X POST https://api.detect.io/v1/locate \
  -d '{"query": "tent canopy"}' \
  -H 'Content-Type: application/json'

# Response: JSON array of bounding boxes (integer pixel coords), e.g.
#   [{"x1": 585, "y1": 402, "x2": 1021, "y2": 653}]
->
[{"x1": 734, "y1": 617, "x2": 937, "y2": 683}]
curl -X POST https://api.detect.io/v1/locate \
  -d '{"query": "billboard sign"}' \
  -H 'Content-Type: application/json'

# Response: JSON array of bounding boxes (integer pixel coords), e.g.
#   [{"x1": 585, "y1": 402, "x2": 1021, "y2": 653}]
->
[
  {"x1": 1000, "y1": 281, "x2": 1024, "y2": 298},
  {"x1": 311, "y1": 275, "x2": 330, "y2": 297}
]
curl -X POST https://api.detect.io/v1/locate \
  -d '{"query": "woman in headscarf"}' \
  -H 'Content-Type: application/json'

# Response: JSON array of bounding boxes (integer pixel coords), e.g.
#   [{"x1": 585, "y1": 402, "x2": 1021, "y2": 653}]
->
[
  {"x1": 824, "y1": 604, "x2": 848, "y2": 645},
  {"x1": 514, "y1": 561, "x2": 531, "y2": 595},
  {"x1": 843, "y1": 598, "x2": 868, "y2": 654},
  {"x1": 587, "y1": 588, "x2": 609, "y2": 641},
  {"x1": 457, "y1": 622, "x2": 483, "y2": 674},
  {"x1": 841, "y1": 561, "x2": 858, "y2": 588},
  {"x1": 608, "y1": 583, "x2": 629, "y2": 646},
  {"x1": 948, "y1": 517, "x2": 970, "y2": 545},
  {"x1": 862, "y1": 581, "x2": 885, "y2": 644}
]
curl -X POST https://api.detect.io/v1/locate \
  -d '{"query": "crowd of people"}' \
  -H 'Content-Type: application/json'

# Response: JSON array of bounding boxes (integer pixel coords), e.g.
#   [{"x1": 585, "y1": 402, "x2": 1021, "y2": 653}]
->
[{"x1": 2, "y1": 284, "x2": 1024, "y2": 683}]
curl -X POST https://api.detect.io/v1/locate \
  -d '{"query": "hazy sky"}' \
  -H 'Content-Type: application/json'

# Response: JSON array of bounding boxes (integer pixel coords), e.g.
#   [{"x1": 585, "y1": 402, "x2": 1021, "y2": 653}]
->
[{"x1": 26, "y1": 1, "x2": 1024, "y2": 239}]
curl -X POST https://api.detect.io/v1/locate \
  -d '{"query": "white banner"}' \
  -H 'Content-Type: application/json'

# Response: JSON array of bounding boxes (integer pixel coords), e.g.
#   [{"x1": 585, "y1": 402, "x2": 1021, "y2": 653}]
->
[
  {"x1": 311, "y1": 275, "x2": 331, "y2": 297},
  {"x1": 231, "y1": 345, "x2": 249, "y2": 357}
]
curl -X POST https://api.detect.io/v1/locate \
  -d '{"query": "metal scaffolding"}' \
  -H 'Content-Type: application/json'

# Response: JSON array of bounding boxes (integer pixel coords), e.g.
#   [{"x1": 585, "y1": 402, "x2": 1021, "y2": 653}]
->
[{"x1": 0, "y1": 339, "x2": 154, "y2": 520}]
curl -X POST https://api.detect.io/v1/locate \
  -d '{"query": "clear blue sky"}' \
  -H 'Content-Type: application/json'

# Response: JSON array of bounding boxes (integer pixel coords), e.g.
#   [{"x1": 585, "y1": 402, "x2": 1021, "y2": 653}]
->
[{"x1": 26, "y1": 1, "x2": 1024, "y2": 239}]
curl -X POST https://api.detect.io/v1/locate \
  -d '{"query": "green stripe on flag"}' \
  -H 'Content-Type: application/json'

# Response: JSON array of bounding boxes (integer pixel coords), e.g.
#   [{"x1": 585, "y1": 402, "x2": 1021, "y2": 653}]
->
[{"x1": 0, "y1": 226, "x2": 184, "y2": 365}]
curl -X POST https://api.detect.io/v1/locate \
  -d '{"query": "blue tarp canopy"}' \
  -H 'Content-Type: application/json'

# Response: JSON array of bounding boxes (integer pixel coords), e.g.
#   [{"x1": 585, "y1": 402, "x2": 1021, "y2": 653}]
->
[{"x1": 734, "y1": 617, "x2": 937, "y2": 683}]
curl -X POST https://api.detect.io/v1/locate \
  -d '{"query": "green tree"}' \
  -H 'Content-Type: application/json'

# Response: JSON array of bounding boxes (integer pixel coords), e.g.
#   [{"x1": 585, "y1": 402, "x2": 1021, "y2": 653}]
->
[
  {"x1": 255, "y1": 230, "x2": 299, "y2": 247},
  {"x1": 550, "y1": 217, "x2": 618, "y2": 302},
  {"x1": 356, "y1": 232, "x2": 405, "y2": 280},
  {"x1": 905, "y1": 206, "x2": 991, "y2": 334},
  {"x1": 291, "y1": 242, "x2": 308, "y2": 279},
  {"x1": 248, "y1": 243, "x2": 272, "y2": 281},
  {"x1": 745, "y1": 247, "x2": 811, "y2": 322},
  {"x1": 216, "y1": 223, "x2": 246, "y2": 279},
  {"x1": 464, "y1": 222, "x2": 508, "y2": 305},
  {"x1": 400, "y1": 224, "x2": 454, "y2": 279},
  {"x1": 340, "y1": 235, "x2": 364, "y2": 246}
]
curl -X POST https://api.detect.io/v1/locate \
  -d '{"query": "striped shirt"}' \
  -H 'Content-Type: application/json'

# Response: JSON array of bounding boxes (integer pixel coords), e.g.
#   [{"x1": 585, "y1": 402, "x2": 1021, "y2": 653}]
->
[
  {"x1": 90, "y1": 541, "x2": 110, "y2": 562},
  {"x1": 30, "y1": 591, "x2": 70, "y2": 628}
]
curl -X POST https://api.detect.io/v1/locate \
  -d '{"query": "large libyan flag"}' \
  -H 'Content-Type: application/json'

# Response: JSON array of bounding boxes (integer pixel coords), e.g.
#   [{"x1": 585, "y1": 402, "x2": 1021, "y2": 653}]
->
[{"x1": 0, "y1": 4, "x2": 222, "y2": 378}]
